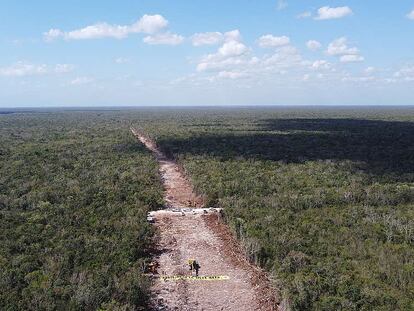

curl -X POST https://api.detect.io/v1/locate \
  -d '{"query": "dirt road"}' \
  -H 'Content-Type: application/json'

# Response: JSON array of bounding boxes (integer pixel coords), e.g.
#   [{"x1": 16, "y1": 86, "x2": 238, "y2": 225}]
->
[{"x1": 131, "y1": 128, "x2": 277, "y2": 311}]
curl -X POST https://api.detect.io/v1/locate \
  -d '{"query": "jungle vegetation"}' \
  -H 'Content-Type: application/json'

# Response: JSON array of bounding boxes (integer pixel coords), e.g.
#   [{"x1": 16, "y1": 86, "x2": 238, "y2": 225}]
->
[
  {"x1": 0, "y1": 111, "x2": 163, "y2": 310},
  {"x1": 138, "y1": 107, "x2": 414, "y2": 311},
  {"x1": 1, "y1": 107, "x2": 413, "y2": 311}
]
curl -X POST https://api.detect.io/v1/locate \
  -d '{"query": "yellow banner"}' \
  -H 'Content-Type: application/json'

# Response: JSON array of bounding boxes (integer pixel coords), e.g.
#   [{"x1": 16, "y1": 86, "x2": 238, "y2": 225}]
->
[{"x1": 160, "y1": 275, "x2": 230, "y2": 281}]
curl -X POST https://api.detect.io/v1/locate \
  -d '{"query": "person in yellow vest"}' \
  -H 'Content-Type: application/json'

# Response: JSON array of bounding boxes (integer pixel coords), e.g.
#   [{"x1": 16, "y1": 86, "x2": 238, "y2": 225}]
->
[{"x1": 188, "y1": 259, "x2": 201, "y2": 276}]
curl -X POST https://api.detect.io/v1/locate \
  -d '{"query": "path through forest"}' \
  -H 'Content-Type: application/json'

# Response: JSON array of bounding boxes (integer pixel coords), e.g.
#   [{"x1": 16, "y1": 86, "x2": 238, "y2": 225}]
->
[{"x1": 131, "y1": 128, "x2": 278, "y2": 311}]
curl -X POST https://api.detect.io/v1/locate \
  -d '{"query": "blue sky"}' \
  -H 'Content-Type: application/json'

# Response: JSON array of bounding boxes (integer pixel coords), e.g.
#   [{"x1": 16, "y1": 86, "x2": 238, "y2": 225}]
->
[{"x1": 1, "y1": 0, "x2": 414, "y2": 107}]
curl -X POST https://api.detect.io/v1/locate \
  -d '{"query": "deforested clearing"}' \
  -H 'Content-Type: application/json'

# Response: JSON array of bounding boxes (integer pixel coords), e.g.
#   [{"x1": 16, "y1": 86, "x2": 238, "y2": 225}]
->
[{"x1": 132, "y1": 128, "x2": 276, "y2": 311}]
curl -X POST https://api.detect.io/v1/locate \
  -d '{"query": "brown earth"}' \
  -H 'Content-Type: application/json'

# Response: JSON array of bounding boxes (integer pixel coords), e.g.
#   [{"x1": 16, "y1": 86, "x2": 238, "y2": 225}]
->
[{"x1": 131, "y1": 128, "x2": 278, "y2": 311}]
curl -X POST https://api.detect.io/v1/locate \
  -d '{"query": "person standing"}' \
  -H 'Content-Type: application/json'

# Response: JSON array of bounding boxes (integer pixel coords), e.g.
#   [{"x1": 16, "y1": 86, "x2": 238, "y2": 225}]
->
[
  {"x1": 188, "y1": 259, "x2": 201, "y2": 276},
  {"x1": 194, "y1": 260, "x2": 200, "y2": 276}
]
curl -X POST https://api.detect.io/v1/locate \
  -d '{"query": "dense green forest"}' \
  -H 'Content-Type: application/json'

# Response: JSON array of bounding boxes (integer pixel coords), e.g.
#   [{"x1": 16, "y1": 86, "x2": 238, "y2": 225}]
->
[
  {"x1": 2, "y1": 107, "x2": 413, "y2": 311},
  {"x1": 138, "y1": 107, "x2": 414, "y2": 311},
  {"x1": 0, "y1": 112, "x2": 163, "y2": 310}
]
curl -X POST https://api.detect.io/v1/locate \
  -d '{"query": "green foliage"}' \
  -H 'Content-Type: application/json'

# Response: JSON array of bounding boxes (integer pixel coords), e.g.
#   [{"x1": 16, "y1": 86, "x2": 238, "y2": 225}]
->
[
  {"x1": 138, "y1": 107, "x2": 414, "y2": 311},
  {"x1": 2, "y1": 107, "x2": 414, "y2": 310},
  {"x1": 0, "y1": 112, "x2": 163, "y2": 310}
]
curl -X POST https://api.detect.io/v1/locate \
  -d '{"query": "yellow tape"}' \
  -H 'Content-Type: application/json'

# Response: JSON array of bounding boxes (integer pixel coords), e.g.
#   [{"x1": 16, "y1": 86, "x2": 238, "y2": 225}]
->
[{"x1": 160, "y1": 275, "x2": 230, "y2": 281}]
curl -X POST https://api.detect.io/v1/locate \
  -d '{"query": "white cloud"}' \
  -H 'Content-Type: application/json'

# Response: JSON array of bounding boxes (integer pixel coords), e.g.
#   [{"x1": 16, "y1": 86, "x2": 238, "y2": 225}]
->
[
  {"x1": 115, "y1": 57, "x2": 130, "y2": 64},
  {"x1": 196, "y1": 54, "x2": 249, "y2": 72},
  {"x1": 311, "y1": 60, "x2": 332, "y2": 70},
  {"x1": 306, "y1": 40, "x2": 322, "y2": 51},
  {"x1": 217, "y1": 71, "x2": 248, "y2": 79},
  {"x1": 192, "y1": 32, "x2": 223, "y2": 46},
  {"x1": 394, "y1": 66, "x2": 414, "y2": 81},
  {"x1": 0, "y1": 62, "x2": 73, "y2": 77},
  {"x1": 44, "y1": 14, "x2": 168, "y2": 41},
  {"x1": 190, "y1": 31, "x2": 370, "y2": 86},
  {"x1": 190, "y1": 29, "x2": 241, "y2": 46},
  {"x1": 143, "y1": 32, "x2": 184, "y2": 45},
  {"x1": 0, "y1": 62, "x2": 47, "y2": 77},
  {"x1": 326, "y1": 37, "x2": 364, "y2": 63},
  {"x1": 297, "y1": 11, "x2": 312, "y2": 19},
  {"x1": 66, "y1": 23, "x2": 130, "y2": 40},
  {"x1": 277, "y1": 0, "x2": 288, "y2": 11},
  {"x1": 258, "y1": 35, "x2": 290, "y2": 48},
  {"x1": 340, "y1": 55, "x2": 364, "y2": 63},
  {"x1": 196, "y1": 37, "x2": 251, "y2": 72},
  {"x1": 218, "y1": 40, "x2": 248, "y2": 57},
  {"x1": 192, "y1": 42, "x2": 310, "y2": 84},
  {"x1": 262, "y1": 46, "x2": 304, "y2": 69},
  {"x1": 224, "y1": 30, "x2": 242, "y2": 42},
  {"x1": 342, "y1": 76, "x2": 375, "y2": 82},
  {"x1": 70, "y1": 77, "x2": 94, "y2": 85},
  {"x1": 407, "y1": 9, "x2": 414, "y2": 20},
  {"x1": 54, "y1": 64, "x2": 75, "y2": 73},
  {"x1": 365, "y1": 67, "x2": 376, "y2": 74},
  {"x1": 326, "y1": 37, "x2": 359, "y2": 56},
  {"x1": 44, "y1": 29, "x2": 64, "y2": 42},
  {"x1": 134, "y1": 14, "x2": 169, "y2": 34},
  {"x1": 315, "y1": 6, "x2": 353, "y2": 20}
]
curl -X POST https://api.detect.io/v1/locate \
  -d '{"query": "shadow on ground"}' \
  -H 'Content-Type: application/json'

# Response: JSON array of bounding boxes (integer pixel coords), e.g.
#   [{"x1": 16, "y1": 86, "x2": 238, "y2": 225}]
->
[{"x1": 157, "y1": 118, "x2": 414, "y2": 178}]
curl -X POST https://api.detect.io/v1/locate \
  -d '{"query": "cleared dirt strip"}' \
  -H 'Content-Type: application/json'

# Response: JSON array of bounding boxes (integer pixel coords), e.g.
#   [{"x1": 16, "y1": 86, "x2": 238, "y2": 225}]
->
[{"x1": 131, "y1": 128, "x2": 278, "y2": 311}]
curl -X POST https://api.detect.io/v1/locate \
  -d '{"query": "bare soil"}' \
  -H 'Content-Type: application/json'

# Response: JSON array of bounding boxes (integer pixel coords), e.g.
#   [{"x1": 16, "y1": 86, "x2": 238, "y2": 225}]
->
[{"x1": 131, "y1": 128, "x2": 278, "y2": 311}]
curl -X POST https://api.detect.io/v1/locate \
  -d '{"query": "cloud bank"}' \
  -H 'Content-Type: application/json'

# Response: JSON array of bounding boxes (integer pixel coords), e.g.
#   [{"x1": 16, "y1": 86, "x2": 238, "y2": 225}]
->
[
  {"x1": 315, "y1": 6, "x2": 353, "y2": 20},
  {"x1": 44, "y1": 14, "x2": 169, "y2": 41},
  {"x1": 0, "y1": 62, "x2": 74, "y2": 77}
]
